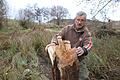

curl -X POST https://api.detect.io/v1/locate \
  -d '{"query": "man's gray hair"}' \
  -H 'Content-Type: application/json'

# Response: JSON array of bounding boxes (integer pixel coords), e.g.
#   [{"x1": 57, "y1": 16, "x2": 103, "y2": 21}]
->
[{"x1": 76, "y1": 11, "x2": 87, "y2": 18}]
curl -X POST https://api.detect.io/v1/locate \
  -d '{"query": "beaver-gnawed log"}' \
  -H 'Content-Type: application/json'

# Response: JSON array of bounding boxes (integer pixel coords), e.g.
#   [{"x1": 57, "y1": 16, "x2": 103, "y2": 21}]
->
[{"x1": 46, "y1": 36, "x2": 80, "y2": 80}]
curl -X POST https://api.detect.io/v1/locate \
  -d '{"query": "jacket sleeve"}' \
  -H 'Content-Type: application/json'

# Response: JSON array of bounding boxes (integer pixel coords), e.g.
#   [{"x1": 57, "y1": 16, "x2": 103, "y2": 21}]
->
[
  {"x1": 51, "y1": 27, "x2": 67, "y2": 44},
  {"x1": 82, "y1": 29, "x2": 92, "y2": 56}
]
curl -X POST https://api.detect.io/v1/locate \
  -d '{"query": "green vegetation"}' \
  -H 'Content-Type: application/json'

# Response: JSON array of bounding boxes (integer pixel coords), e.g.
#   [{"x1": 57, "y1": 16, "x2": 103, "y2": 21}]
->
[
  {"x1": 0, "y1": 28, "x2": 54, "y2": 80},
  {"x1": 0, "y1": 18, "x2": 120, "y2": 80},
  {"x1": 88, "y1": 36, "x2": 120, "y2": 80},
  {"x1": 1, "y1": 0, "x2": 120, "y2": 79}
]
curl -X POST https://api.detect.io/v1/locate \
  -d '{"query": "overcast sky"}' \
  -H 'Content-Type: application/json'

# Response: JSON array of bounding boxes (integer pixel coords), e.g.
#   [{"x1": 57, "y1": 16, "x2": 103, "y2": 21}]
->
[{"x1": 7, "y1": 0, "x2": 120, "y2": 21}]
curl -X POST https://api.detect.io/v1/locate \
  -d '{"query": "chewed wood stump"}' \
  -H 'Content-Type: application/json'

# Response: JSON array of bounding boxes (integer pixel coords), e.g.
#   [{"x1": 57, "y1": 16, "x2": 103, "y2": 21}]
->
[{"x1": 46, "y1": 36, "x2": 80, "y2": 80}]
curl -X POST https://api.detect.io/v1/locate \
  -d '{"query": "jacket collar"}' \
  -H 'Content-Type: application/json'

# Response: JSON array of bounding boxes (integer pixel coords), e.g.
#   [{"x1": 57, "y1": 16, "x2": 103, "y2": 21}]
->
[{"x1": 71, "y1": 24, "x2": 85, "y2": 33}]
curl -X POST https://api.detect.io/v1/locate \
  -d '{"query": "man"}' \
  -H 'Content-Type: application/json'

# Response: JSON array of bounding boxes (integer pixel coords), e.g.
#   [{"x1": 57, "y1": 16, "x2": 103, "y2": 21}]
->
[{"x1": 51, "y1": 11, "x2": 92, "y2": 80}]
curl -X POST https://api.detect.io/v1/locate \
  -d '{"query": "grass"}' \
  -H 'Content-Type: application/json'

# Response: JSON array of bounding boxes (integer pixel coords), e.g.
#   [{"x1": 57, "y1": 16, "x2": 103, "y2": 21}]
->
[
  {"x1": 0, "y1": 27, "x2": 54, "y2": 80},
  {"x1": 0, "y1": 23, "x2": 120, "y2": 80},
  {"x1": 88, "y1": 36, "x2": 120, "y2": 80}
]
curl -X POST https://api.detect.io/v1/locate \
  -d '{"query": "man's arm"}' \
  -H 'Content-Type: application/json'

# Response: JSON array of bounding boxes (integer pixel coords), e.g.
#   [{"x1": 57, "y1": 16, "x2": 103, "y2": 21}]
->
[
  {"x1": 82, "y1": 29, "x2": 92, "y2": 55},
  {"x1": 51, "y1": 26, "x2": 67, "y2": 44},
  {"x1": 77, "y1": 28, "x2": 92, "y2": 56}
]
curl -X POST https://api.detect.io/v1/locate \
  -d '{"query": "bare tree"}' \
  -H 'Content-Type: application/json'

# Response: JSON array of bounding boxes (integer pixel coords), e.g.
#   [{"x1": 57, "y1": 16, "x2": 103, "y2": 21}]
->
[
  {"x1": 34, "y1": 5, "x2": 69, "y2": 25},
  {"x1": 50, "y1": 6, "x2": 69, "y2": 25},
  {"x1": 41, "y1": 7, "x2": 50, "y2": 22},
  {"x1": 77, "y1": 0, "x2": 120, "y2": 21},
  {"x1": 76, "y1": 0, "x2": 120, "y2": 33},
  {"x1": 34, "y1": 5, "x2": 50, "y2": 24},
  {"x1": 18, "y1": 7, "x2": 35, "y2": 29},
  {"x1": 0, "y1": 0, "x2": 8, "y2": 29}
]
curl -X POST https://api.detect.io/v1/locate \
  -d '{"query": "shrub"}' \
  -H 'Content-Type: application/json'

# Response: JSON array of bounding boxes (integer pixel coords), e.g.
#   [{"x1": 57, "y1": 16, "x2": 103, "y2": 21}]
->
[
  {"x1": 88, "y1": 36, "x2": 120, "y2": 80},
  {"x1": 0, "y1": 28, "x2": 54, "y2": 80}
]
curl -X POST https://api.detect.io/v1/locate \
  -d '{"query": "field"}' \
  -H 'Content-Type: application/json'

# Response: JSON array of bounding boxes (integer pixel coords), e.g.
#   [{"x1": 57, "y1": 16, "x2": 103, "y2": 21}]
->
[{"x1": 0, "y1": 21, "x2": 120, "y2": 80}]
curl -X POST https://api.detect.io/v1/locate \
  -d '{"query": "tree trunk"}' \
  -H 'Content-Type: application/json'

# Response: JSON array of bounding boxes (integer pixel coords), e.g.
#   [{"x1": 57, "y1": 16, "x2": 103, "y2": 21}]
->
[{"x1": 52, "y1": 36, "x2": 80, "y2": 80}]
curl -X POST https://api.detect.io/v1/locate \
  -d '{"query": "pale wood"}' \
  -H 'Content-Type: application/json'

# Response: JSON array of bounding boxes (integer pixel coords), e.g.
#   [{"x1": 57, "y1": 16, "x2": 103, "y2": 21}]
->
[{"x1": 45, "y1": 43, "x2": 56, "y2": 65}]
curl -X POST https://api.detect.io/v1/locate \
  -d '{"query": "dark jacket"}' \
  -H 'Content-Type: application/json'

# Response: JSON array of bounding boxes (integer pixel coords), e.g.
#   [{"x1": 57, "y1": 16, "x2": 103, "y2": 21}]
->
[{"x1": 51, "y1": 24, "x2": 92, "y2": 56}]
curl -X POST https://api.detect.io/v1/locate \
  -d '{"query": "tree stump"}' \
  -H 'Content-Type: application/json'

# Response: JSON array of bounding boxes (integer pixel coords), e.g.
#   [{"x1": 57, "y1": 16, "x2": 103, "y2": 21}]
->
[
  {"x1": 45, "y1": 36, "x2": 80, "y2": 80},
  {"x1": 54, "y1": 36, "x2": 80, "y2": 80}
]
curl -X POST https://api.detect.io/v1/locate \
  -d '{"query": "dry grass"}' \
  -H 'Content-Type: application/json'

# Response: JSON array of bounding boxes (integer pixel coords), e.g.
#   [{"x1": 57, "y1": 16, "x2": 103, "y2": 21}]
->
[
  {"x1": 88, "y1": 36, "x2": 120, "y2": 80},
  {"x1": 0, "y1": 28, "x2": 54, "y2": 80},
  {"x1": 0, "y1": 25, "x2": 120, "y2": 80}
]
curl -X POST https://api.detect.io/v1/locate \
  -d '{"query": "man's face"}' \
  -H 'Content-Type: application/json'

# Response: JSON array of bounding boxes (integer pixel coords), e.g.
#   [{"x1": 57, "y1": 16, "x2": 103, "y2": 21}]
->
[{"x1": 74, "y1": 16, "x2": 86, "y2": 29}]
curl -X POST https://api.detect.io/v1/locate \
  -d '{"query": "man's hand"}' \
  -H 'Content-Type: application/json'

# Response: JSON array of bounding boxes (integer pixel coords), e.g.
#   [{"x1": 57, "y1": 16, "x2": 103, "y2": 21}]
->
[{"x1": 76, "y1": 47, "x2": 84, "y2": 56}]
